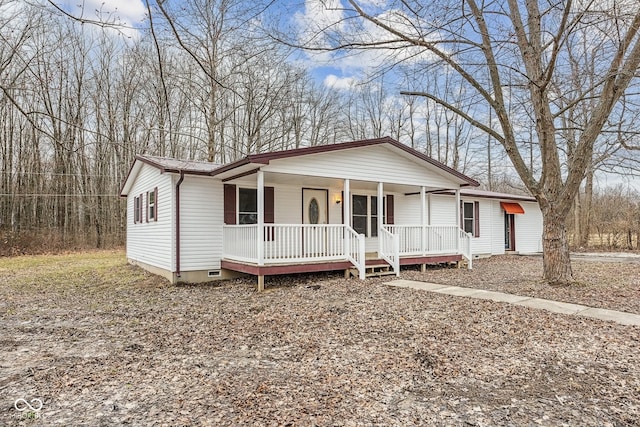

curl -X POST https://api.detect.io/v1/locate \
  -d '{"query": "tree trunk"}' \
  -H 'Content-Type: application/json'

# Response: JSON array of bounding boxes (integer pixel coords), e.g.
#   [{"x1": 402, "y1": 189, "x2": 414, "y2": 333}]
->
[
  {"x1": 580, "y1": 170, "x2": 594, "y2": 247},
  {"x1": 542, "y1": 208, "x2": 573, "y2": 285}
]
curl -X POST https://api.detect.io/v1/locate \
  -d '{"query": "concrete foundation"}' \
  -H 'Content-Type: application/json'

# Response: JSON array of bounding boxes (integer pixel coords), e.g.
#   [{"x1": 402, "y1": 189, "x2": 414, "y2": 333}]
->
[{"x1": 128, "y1": 258, "x2": 247, "y2": 284}]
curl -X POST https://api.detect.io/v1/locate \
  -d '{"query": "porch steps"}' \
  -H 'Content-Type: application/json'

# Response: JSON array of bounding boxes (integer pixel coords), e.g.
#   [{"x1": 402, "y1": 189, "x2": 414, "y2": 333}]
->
[{"x1": 350, "y1": 261, "x2": 397, "y2": 278}]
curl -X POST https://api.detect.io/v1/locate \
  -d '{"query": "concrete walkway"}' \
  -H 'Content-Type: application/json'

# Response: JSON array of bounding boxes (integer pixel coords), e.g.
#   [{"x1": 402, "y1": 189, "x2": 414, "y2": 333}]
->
[{"x1": 386, "y1": 280, "x2": 640, "y2": 326}]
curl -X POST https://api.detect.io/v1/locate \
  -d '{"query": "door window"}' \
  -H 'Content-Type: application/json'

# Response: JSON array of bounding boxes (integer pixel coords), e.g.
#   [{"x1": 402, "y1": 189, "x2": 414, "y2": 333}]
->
[{"x1": 309, "y1": 198, "x2": 319, "y2": 224}]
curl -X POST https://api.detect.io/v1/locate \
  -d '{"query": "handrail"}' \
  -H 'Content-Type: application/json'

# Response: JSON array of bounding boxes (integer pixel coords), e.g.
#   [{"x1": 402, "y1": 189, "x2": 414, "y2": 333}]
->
[
  {"x1": 459, "y1": 229, "x2": 473, "y2": 269},
  {"x1": 345, "y1": 225, "x2": 365, "y2": 279},
  {"x1": 379, "y1": 227, "x2": 400, "y2": 276}
]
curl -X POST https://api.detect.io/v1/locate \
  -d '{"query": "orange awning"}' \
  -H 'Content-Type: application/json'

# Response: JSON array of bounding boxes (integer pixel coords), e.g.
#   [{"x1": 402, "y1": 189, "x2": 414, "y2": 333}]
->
[
  {"x1": 500, "y1": 202, "x2": 524, "y2": 214},
  {"x1": 501, "y1": 202, "x2": 525, "y2": 214}
]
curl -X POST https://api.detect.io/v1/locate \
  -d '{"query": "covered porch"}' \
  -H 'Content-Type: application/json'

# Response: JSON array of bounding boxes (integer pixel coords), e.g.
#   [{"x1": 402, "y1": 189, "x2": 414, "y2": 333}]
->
[{"x1": 220, "y1": 168, "x2": 473, "y2": 290}]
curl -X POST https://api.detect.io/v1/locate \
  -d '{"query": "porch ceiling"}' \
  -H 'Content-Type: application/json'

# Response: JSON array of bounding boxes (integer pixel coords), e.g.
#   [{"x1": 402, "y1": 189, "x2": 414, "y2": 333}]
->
[{"x1": 226, "y1": 171, "x2": 449, "y2": 193}]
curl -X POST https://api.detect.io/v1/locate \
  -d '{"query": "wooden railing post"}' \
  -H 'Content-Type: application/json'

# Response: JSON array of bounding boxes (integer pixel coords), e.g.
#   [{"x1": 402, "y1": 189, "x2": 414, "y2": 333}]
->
[
  {"x1": 257, "y1": 170, "x2": 264, "y2": 267},
  {"x1": 343, "y1": 179, "x2": 350, "y2": 257},
  {"x1": 455, "y1": 188, "x2": 461, "y2": 255},
  {"x1": 421, "y1": 186, "x2": 426, "y2": 256},
  {"x1": 377, "y1": 182, "x2": 383, "y2": 257}
]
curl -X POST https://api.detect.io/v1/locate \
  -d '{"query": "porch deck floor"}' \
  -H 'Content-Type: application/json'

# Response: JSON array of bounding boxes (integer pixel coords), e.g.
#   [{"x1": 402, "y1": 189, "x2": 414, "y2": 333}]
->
[{"x1": 221, "y1": 254, "x2": 463, "y2": 278}]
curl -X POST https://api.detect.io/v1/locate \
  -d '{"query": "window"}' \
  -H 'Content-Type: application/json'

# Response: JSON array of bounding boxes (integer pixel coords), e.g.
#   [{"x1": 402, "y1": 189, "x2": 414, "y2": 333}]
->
[
  {"x1": 147, "y1": 188, "x2": 157, "y2": 221},
  {"x1": 238, "y1": 188, "x2": 257, "y2": 224},
  {"x1": 462, "y1": 201, "x2": 480, "y2": 237},
  {"x1": 224, "y1": 184, "x2": 274, "y2": 226},
  {"x1": 134, "y1": 196, "x2": 140, "y2": 223},
  {"x1": 352, "y1": 195, "x2": 386, "y2": 237},
  {"x1": 134, "y1": 189, "x2": 157, "y2": 224},
  {"x1": 352, "y1": 195, "x2": 368, "y2": 235},
  {"x1": 463, "y1": 202, "x2": 474, "y2": 234}
]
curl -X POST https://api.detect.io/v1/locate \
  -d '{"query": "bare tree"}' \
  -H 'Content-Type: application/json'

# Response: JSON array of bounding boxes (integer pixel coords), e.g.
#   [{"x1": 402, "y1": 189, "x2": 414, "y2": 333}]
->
[{"x1": 304, "y1": 0, "x2": 640, "y2": 284}]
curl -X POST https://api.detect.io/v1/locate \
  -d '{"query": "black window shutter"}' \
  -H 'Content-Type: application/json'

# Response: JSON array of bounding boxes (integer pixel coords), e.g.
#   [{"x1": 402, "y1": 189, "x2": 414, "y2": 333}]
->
[
  {"x1": 264, "y1": 187, "x2": 275, "y2": 241},
  {"x1": 386, "y1": 195, "x2": 394, "y2": 225},
  {"x1": 223, "y1": 184, "x2": 236, "y2": 225},
  {"x1": 264, "y1": 187, "x2": 275, "y2": 223}
]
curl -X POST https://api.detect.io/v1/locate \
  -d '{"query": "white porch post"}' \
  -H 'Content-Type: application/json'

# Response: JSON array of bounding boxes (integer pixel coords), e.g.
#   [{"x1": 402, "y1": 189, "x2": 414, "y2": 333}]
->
[
  {"x1": 427, "y1": 193, "x2": 432, "y2": 225},
  {"x1": 421, "y1": 186, "x2": 426, "y2": 256},
  {"x1": 343, "y1": 179, "x2": 350, "y2": 255},
  {"x1": 257, "y1": 170, "x2": 264, "y2": 266},
  {"x1": 377, "y1": 182, "x2": 383, "y2": 256},
  {"x1": 455, "y1": 188, "x2": 461, "y2": 253}
]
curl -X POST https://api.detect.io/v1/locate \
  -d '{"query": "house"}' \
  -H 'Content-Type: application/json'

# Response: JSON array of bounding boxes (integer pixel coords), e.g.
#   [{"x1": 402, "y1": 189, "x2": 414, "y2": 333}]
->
[{"x1": 119, "y1": 137, "x2": 543, "y2": 289}]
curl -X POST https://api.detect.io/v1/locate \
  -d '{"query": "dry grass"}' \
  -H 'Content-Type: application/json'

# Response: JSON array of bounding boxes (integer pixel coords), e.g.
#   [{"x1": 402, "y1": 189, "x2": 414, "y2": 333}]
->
[
  {"x1": 1, "y1": 251, "x2": 639, "y2": 426},
  {"x1": 0, "y1": 228, "x2": 124, "y2": 257}
]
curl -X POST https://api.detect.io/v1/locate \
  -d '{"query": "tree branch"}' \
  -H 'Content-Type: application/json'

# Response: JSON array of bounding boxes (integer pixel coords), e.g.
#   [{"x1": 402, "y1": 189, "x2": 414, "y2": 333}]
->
[{"x1": 400, "y1": 90, "x2": 504, "y2": 143}]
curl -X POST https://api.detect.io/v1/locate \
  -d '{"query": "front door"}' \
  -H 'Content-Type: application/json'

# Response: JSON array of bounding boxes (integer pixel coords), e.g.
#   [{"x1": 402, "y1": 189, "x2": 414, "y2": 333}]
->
[
  {"x1": 302, "y1": 189, "x2": 328, "y2": 256},
  {"x1": 504, "y1": 213, "x2": 515, "y2": 251},
  {"x1": 303, "y1": 189, "x2": 328, "y2": 225}
]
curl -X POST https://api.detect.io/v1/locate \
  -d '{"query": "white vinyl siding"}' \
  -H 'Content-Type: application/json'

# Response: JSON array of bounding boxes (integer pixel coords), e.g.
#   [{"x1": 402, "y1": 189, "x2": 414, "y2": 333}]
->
[
  {"x1": 262, "y1": 145, "x2": 461, "y2": 189},
  {"x1": 274, "y1": 185, "x2": 302, "y2": 223},
  {"x1": 430, "y1": 194, "x2": 457, "y2": 225},
  {"x1": 515, "y1": 201, "x2": 543, "y2": 253},
  {"x1": 126, "y1": 164, "x2": 173, "y2": 270},
  {"x1": 178, "y1": 176, "x2": 223, "y2": 271},
  {"x1": 463, "y1": 198, "x2": 492, "y2": 256},
  {"x1": 394, "y1": 194, "x2": 421, "y2": 225}
]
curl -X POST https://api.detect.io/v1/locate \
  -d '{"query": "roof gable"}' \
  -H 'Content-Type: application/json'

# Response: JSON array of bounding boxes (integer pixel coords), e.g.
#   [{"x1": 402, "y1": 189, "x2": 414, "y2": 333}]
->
[
  {"x1": 212, "y1": 137, "x2": 479, "y2": 186},
  {"x1": 262, "y1": 143, "x2": 469, "y2": 188},
  {"x1": 121, "y1": 137, "x2": 480, "y2": 196}
]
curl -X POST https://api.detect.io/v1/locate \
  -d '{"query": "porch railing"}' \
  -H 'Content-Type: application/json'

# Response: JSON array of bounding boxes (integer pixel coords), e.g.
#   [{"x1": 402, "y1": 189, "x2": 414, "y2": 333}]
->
[
  {"x1": 222, "y1": 224, "x2": 258, "y2": 263},
  {"x1": 263, "y1": 224, "x2": 347, "y2": 262},
  {"x1": 383, "y1": 225, "x2": 472, "y2": 268},
  {"x1": 222, "y1": 224, "x2": 471, "y2": 276},
  {"x1": 379, "y1": 227, "x2": 400, "y2": 276},
  {"x1": 222, "y1": 224, "x2": 366, "y2": 279}
]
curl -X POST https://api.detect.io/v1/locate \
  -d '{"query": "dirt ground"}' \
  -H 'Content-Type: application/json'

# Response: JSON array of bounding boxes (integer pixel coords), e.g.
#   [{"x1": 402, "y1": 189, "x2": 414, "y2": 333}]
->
[{"x1": 1, "y1": 251, "x2": 639, "y2": 426}]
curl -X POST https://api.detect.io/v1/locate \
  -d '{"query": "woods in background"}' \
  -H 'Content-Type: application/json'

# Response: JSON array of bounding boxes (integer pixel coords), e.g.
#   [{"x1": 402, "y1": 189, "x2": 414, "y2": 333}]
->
[{"x1": 0, "y1": 0, "x2": 638, "y2": 255}]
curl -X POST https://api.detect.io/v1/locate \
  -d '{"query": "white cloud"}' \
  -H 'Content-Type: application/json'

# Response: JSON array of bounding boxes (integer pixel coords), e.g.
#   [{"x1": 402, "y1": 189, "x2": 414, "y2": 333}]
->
[
  {"x1": 292, "y1": 0, "x2": 440, "y2": 90},
  {"x1": 323, "y1": 74, "x2": 357, "y2": 89},
  {"x1": 57, "y1": 0, "x2": 146, "y2": 39},
  {"x1": 294, "y1": 0, "x2": 345, "y2": 49},
  {"x1": 68, "y1": 0, "x2": 145, "y2": 23}
]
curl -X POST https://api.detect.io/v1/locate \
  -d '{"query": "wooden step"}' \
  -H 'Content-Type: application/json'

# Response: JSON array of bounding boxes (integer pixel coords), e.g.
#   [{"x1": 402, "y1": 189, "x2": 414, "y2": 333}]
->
[
  {"x1": 365, "y1": 270, "x2": 397, "y2": 278},
  {"x1": 349, "y1": 263, "x2": 397, "y2": 278}
]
